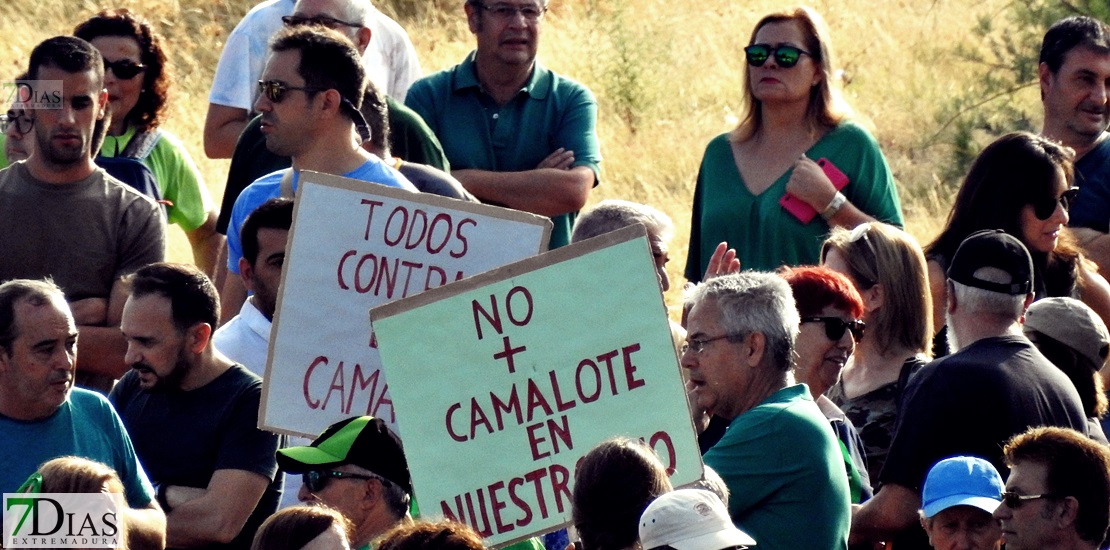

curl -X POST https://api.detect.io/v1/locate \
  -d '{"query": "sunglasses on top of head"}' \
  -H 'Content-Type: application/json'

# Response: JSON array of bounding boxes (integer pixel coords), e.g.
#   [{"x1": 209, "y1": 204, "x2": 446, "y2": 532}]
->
[
  {"x1": 801, "y1": 316, "x2": 865, "y2": 341},
  {"x1": 744, "y1": 44, "x2": 811, "y2": 68},
  {"x1": 1032, "y1": 186, "x2": 1080, "y2": 220},
  {"x1": 103, "y1": 58, "x2": 145, "y2": 80}
]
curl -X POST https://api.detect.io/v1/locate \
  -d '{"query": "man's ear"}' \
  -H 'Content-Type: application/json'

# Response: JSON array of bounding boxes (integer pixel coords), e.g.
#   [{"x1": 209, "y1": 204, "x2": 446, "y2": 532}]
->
[
  {"x1": 97, "y1": 88, "x2": 109, "y2": 120},
  {"x1": 746, "y1": 332, "x2": 766, "y2": 367},
  {"x1": 1057, "y1": 496, "x2": 1080, "y2": 528},
  {"x1": 356, "y1": 27, "x2": 372, "y2": 53},
  {"x1": 239, "y1": 258, "x2": 255, "y2": 292},
  {"x1": 186, "y1": 322, "x2": 213, "y2": 354},
  {"x1": 464, "y1": 2, "x2": 481, "y2": 33},
  {"x1": 1038, "y1": 62, "x2": 1054, "y2": 102},
  {"x1": 946, "y1": 280, "x2": 958, "y2": 315}
]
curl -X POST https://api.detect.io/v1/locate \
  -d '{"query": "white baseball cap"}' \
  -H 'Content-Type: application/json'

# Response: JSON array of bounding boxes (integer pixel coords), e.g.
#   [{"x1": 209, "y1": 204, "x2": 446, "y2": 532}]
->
[{"x1": 639, "y1": 489, "x2": 756, "y2": 550}]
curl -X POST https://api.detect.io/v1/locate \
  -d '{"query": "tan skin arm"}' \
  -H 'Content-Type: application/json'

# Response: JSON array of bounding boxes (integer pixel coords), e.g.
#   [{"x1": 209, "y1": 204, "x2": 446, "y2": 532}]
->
[
  {"x1": 185, "y1": 210, "x2": 224, "y2": 279},
  {"x1": 163, "y1": 469, "x2": 270, "y2": 547},
  {"x1": 1073, "y1": 228, "x2": 1110, "y2": 278},
  {"x1": 75, "y1": 278, "x2": 130, "y2": 378},
  {"x1": 785, "y1": 156, "x2": 878, "y2": 229},
  {"x1": 123, "y1": 501, "x2": 168, "y2": 550},
  {"x1": 927, "y1": 259, "x2": 949, "y2": 339},
  {"x1": 202, "y1": 104, "x2": 249, "y2": 159},
  {"x1": 453, "y1": 149, "x2": 594, "y2": 217},
  {"x1": 849, "y1": 483, "x2": 921, "y2": 545},
  {"x1": 1078, "y1": 263, "x2": 1110, "y2": 330}
]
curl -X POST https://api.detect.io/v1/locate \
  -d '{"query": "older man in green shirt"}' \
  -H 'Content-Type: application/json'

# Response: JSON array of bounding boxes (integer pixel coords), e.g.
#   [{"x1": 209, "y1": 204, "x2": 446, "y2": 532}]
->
[{"x1": 405, "y1": 0, "x2": 600, "y2": 249}]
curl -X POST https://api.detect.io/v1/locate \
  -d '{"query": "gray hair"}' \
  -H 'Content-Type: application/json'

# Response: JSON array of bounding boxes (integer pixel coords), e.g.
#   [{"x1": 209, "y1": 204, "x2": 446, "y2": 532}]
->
[
  {"x1": 341, "y1": 0, "x2": 373, "y2": 27},
  {"x1": 571, "y1": 200, "x2": 674, "y2": 244},
  {"x1": 680, "y1": 465, "x2": 730, "y2": 507},
  {"x1": 949, "y1": 267, "x2": 1026, "y2": 319},
  {"x1": 684, "y1": 273, "x2": 799, "y2": 371},
  {"x1": 0, "y1": 279, "x2": 67, "y2": 353}
]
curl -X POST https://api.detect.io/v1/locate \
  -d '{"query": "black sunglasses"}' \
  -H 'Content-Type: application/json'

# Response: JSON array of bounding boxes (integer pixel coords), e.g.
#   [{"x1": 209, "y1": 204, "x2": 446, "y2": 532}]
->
[
  {"x1": 258, "y1": 80, "x2": 324, "y2": 103},
  {"x1": 302, "y1": 470, "x2": 375, "y2": 492},
  {"x1": 1000, "y1": 491, "x2": 1058, "y2": 509},
  {"x1": 1, "y1": 110, "x2": 33, "y2": 135},
  {"x1": 282, "y1": 14, "x2": 362, "y2": 29},
  {"x1": 744, "y1": 44, "x2": 811, "y2": 68},
  {"x1": 103, "y1": 58, "x2": 146, "y2": 80},
  {"x1": 1032, "y1": 187, "x2": 1080, "y2": 220},
  {"x1": 801, "y1": 316, "x2": 865, "y2": 341}
]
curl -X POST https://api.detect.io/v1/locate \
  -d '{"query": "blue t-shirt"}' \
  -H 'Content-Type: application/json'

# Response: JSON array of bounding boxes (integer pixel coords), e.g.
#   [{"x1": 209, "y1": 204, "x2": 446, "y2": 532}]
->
[
  {"x1": 0, "y1": 388, "x2": 154, "y2": 508},
  {"x1": 226, "y1": 158, "x2": 416, "y2": 273},
  {"x1": 1069, "y1": 138, "x2": 1110, "y2": 232}
]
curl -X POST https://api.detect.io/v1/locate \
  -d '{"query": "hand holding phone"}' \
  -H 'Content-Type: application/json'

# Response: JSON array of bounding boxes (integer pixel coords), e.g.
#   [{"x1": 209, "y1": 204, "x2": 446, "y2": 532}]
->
[{"x1": 780, "y1": 157, "x2": 850, "y2": 224}]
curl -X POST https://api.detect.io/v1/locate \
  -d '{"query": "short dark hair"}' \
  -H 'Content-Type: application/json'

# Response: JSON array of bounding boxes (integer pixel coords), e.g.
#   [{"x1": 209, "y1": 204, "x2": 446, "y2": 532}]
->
[
  {"x1": 127, "y1": 263, "x2": 219, "y2": 332},
  {"x1": 27, "y1": 36, "x2": 103, "y2": 85},
  {"x1": 377, "y1": 520, "x2": 484, "y2": 550},
  {"x1": 1040, "y1": 16, "x2": 1110, "y2": 74},
  {"x1": 241, "y1": 198, "x2": 294, "y2": 266},
  {"x1": 74, "y1": 9, "x2": 171, "y2": 132},
  {"x1": 1004, "y1": 426, "x2": 1110, "y2": 544},
  {"x1": 0, "y1": 279, "x2": 66, "y2": 354},
  {"x1": 572, "y1": 438, "x2": 672, "y2": 550},
  {"x1": 360, "y1": 80, "x2": 390, "y2": 155},
  {"x1": 270, "y1": 26, "x2": 365, "y2": 111},
  {"x1": 251, "y1": 506, "x2": 352, "y2": 550}
]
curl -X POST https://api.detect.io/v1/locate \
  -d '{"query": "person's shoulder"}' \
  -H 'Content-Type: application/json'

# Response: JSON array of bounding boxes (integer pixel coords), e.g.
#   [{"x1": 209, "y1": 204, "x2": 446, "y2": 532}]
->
[
  {"x1": 236, "y1": 0, "x2": 290, "y2": 28},
  {"x1": 409, "y1": 64, "x2": 460, "y2": 94},
  {"x1": 241, "y1": 169, "x2": 285, "y2": 197},
  {"x1": 368, "y1": 5, "x2": 410, "y2": 37},
  {"x1": 546, "y1": 69, "x2": 596, "y2": 100},
  {"x1": 70, "y1": 387, "x2": 112, "y2": 410},
  {"x1": 828, "y1": 120, "x2": 880, "y2": 146},
  {"x1": 100, "y1": 169, "x2": 162, "y2": 212}
]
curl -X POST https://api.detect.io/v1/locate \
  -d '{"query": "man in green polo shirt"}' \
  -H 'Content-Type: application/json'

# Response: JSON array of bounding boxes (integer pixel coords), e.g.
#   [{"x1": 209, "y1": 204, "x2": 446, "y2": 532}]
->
[{"x1": 405, "y1": 0, "x2": 601, "y2": 249}]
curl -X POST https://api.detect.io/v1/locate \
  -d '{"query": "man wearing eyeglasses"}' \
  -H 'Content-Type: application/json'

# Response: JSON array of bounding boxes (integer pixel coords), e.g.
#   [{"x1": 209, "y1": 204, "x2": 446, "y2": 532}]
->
[
  {"x1": 851, "y1": 231, "x2": 1088, "y2": 550},
  {"x1": 1038, "y1": 17, "x2": 1110, "y2": 274},
  {"x1": 994, "y1": 427, "x2": 1110, "y2": 550},
  {"x1": 277, "y1": 416, "x2": 412, "y2": 550},
  {"x1": 405, "y1": 0, "x2": 601, "y2": 250}
]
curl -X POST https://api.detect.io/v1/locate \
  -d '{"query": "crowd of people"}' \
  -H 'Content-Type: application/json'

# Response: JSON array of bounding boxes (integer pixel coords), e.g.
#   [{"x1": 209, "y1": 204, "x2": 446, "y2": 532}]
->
[{"x1": 2, "y1": 1, "x2": 1110, "y2": 550}]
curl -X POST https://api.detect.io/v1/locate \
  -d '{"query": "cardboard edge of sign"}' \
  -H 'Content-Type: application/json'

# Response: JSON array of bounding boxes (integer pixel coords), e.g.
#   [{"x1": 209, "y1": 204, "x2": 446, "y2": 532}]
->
[
  {"x1": 371, "y1": 224, "x2": 651, "y2": 322},
  {"x1": 257, "y1": 170, "x2": 553, "y2": 437}
]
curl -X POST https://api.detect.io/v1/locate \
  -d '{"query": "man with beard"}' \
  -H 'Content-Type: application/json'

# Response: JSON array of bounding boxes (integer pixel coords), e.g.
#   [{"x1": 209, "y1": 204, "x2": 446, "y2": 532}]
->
[
  {"x1": 0, "y1": 36, "x2": 165, "y2": 392},
  {"x1": 0, "y1": 278, "x2": 166, "y2": 548},
  {"x1": 110, "y1": 262, "x2": 281, "y2": 550}
]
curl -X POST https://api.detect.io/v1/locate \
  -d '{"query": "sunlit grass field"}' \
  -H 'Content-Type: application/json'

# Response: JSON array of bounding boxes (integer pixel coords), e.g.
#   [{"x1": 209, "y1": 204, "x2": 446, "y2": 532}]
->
[{"x1": 0, "y1": 0, "x2": 1041, "y2": 312}]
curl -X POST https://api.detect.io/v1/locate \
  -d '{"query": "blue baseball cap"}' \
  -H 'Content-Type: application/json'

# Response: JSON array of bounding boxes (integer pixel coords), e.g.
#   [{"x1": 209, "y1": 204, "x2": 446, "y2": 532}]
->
[{"x1": 921, "y1": 456, "x2": 1004, "y2": 518}]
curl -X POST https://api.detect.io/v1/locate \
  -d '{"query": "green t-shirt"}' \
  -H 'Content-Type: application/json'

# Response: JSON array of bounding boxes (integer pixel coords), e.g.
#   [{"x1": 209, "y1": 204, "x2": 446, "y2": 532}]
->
[
  {"x1": 406, "y1": 52, "x2": 601, "y2": 249},
  {"x1": 100, "y1": 126, "x2": 212, "y2": 231},
  {"x1": 704, "y1": 384, "x2": 851, "y2": 550},
  {"x1": 685, "y1": 122, "x2": 903, "y2": 279}
]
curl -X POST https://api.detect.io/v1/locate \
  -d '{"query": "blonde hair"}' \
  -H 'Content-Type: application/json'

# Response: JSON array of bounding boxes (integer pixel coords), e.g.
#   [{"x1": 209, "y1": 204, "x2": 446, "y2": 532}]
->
[
  {"x1": 730, "y1": 6, "x2": 852, "y2": 143},
  {"x1": 822, "y1": 222, "x2": 932, "y2": 355}
]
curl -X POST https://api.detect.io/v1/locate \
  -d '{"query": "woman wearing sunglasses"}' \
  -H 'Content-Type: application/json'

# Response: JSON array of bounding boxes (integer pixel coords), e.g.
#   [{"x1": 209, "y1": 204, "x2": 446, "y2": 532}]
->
[
  {"x1": 925, "y1": 131, "x2": 1110, "y2": 353},
  {"x1": 74, "y1": 10, "x2": 221, "y2": 275},
  {"x1": 821, "y1": 222, "x2": 932, "y2": 483},
  {"x1": 779, "y1": 265, "x2": 872, "y2": 505},
  {"x1": 685, "y1": 6, "x2": 903, "y2": 280}
]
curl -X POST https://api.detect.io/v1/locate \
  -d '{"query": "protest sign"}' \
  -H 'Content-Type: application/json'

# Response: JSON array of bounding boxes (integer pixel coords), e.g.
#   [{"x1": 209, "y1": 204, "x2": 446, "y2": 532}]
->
[
  {"x1": 261, "y1": 171, "x2": 551, "y2": 437},
  {"x1": 372, "y1": 225, "x2": 702, "y2": 547}
]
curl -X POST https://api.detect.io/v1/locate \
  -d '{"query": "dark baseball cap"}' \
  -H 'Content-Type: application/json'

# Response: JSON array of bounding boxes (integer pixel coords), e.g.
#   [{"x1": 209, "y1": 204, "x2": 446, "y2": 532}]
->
[
  {"x1": 947, "y1": 230, "x2": 1034, "y2": 295},
  {"x1": 277, "y1": 416, "x2": 411, "y2": 493}
]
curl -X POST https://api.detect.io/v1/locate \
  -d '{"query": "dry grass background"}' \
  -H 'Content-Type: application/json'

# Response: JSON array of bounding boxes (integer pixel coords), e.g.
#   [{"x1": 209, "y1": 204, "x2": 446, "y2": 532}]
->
[{"x1": 0, "y1": 0, "x2": 1041, "y2": 311}]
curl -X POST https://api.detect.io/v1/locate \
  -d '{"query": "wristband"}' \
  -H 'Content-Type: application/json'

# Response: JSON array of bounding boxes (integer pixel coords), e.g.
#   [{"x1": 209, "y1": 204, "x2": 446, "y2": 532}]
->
[
  {"x1": 820, "y1": 192, "x2": 847, "y2": 220},
  {"x1": 156, "y1": 483, "x2": 172, "y2": 512}
]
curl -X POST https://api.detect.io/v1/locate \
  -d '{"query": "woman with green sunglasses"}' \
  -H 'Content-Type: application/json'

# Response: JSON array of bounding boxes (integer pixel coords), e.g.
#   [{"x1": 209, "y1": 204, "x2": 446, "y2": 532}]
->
[{"x1": 685, "y1": 6, "x2": 903, "y2": 280}]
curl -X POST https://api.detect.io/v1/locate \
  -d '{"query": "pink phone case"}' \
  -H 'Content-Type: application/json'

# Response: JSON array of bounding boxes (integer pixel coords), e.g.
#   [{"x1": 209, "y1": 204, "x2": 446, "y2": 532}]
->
[{"x1": 779, "y1": 158, "x2": 850, "y2": 224}]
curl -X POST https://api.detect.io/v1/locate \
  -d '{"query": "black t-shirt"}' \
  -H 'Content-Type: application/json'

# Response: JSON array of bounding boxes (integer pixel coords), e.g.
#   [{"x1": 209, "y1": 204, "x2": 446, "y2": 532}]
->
[{"x1": 110, "y1": 364, "x2": 281, "y2": 550}]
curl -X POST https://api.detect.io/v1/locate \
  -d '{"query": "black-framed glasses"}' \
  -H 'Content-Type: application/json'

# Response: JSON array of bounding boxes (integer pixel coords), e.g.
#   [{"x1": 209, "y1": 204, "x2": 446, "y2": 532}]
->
[
  {"x1": 1, "y1": 110, "x2": 33, "y2": 135},
  {"x1": 281, "y1": 14, "x2": 362, "y2": 29},
  {"x1": 103, "y1": 58, "x2": 146, "y2": 80},
  {"x1": 1032, "y1": 187, "x2": 1080, "y2": 220},
  {"x1": 801, "y1": 316, "x2": 865, "y2": 341},
  {"x1": 744, "y1": 44, "x2": 811, "y2": 68},
  {"x1": 1000, "y1": 491, "x2": 1059, "y2": 509},
  {"x1": 681, "y1": 333, "x2": 742, "y2": 355},
  {"x1": 302, "y1": 470, "x2": 375, "y2": 493},
  {"x1": 258, "y1": 80, "x2": 325, "y2": 103},
  {"x1": 477, "y1": 2, "x2": 548, "y2": 21}
]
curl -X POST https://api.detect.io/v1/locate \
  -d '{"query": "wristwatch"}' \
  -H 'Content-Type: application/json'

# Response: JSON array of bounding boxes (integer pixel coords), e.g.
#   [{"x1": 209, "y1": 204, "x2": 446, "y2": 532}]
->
[{"x1": 821, "y1": 192, "x2": 847, "y2": 220}]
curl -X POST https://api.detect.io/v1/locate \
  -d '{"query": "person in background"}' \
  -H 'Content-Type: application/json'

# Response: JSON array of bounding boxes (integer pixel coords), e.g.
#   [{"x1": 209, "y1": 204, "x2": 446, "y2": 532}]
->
[
  {"x1": 1, "y1": 73, "x2": 34, "y2": 164},
  {"x1": 685, "y1": 6, "x2": 902, "y2": 278},
  {"x1": 638, "y1": 489, "x2": 756, "y2": 550},
  {"x1": 376, "y1": 520, "x2": 485, "y2": 550},
  {"x1": 74, "y1": 9, "x2": 222, "y2": 276},
  {"x1": 252, "y1": 506, "x2": 353, "y2": 550},
  {"x1": 918, "y1": 456, "x2": 1003, "y2": 550}
]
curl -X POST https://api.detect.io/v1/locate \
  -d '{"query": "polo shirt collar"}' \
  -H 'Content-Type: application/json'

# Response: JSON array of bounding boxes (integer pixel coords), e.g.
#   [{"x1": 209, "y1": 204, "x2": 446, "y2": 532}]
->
[{"x1": 454, "y1": 50, "x2": 553, "y2": 100}]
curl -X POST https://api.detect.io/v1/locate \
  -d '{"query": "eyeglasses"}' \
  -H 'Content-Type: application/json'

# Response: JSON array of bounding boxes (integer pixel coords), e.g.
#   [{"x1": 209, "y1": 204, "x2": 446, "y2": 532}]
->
[
  {"x1": 476, "y1": 3, "x2": 548, "y2": 21},
  {"x1": 1032, "y1": 187, "x2": 1080, "y2": 220},
  {"x1": 281, "y1": 14, "x2": 362, "y2": 29},
  {"x1": 681, "y1": 333, "x2": 742, "y2": 355},
  {"x1": 302, "y1": 470, "x2": 376, "y2": 492},
  {"x1": 1000, "y1": 491, "x2": 1058, "y2": 508},
  {"x1": 744, "y1": 44, "x2": 811, "y2": 68},
  {"x1": 801, "y1": 317, "x2": 865, "y2": 341},
  {"x1": 258, "y1": 80, "x2": 325, "y2": 103},
  {"x1": 1, "y1": 110, "x2": 33, "y2": 135},
  {"x1": 103, "y1": 58, "x2": 146, "y2": 80}
]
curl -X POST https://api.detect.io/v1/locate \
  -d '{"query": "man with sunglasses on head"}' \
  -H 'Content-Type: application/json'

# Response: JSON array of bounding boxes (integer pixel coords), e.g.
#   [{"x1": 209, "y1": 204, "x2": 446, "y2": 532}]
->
[
  {"x1": 851, "y1": 230, "x2": 1088, "y2": 550},
  {"x1": 221, "y1": 25, "x2": 417, "y2": 320},
  {"x1": 405, "y1": 0, "x2": 601, "y2": 251},
  {"x1": 203, "y1": 0, "x2": 421, "y2": 159},
  {"x1": 0, "y1": 37, "x2": 165, "y2": 392},
  {"x1": 277, "y1": 416, "x2": 413, "y2": 550},
  {"x1": 1038, "y1": 17, "x2": 1110, "y2": 274},
  {"x1": 994, "y1": 427, "x2": 1110, "y2": 550}
]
